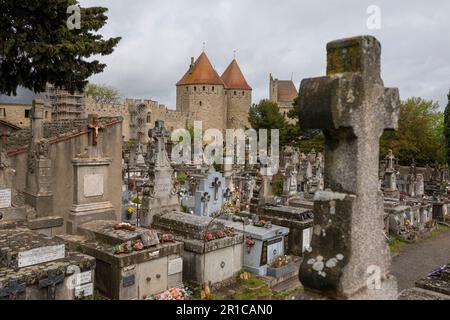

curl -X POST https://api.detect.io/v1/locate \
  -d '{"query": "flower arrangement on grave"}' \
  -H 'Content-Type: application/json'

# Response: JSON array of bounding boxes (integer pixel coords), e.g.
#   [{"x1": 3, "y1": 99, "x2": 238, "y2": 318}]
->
[
  {"x1": 270, "y1": 255, "x2": 292, "y2": 268},
  {"x1": 206, "y1": 233, "x2": 215, "y2": 241},
  {"x1": 245, "y1": 236, "x2": 255, "y2": 253},
  {"x1": 146, "y1": 287, "x2": 192, "y2": 300},
  {"x1": 404, "y1": 219, "x2": 413, "y2": 233},
  {"x1": 226, "y1": 227, "x2": 236, "y2": 237},
  {"x1": 215, "y1": 230, "x2": 226, "y2": 239},
  {"x1": 253, "y1": 219, "x2": 266, "y2": 227},
  {"x1": 220, "y1": 201, "x2": 239, "y2": 217},
  {"x1": 159, "y1": 232, "x2": 175, "y2": 243},
  {"x1": 113, "y1": 222, "x2": 136, "y2": 231},
  {"x1": 112, "y1": 240, "x2": 145, "y2": 254}
]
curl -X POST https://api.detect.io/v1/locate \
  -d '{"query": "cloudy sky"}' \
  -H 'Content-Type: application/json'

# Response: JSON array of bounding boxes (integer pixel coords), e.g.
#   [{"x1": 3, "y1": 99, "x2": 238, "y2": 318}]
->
[{"x1": 79, "y1": 0, "x2": 450, "y2": 109}]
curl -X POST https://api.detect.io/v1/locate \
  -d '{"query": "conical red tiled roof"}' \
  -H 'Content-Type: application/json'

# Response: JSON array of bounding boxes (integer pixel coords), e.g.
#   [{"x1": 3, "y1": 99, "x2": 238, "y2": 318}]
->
[
  {"x1": 221, "y1": 59, "x2": 252, "y2": 90},
  {"x1": 177, "y1": 52, "x2": 225, "y2": 86}
]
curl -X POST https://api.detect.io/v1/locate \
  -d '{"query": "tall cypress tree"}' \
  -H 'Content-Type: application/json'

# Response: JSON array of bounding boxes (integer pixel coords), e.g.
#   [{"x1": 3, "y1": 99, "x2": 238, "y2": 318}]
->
[
  {"x1": 0, "y1": 0, "x2": 121, "y2": 95},
  {"x1": 444, "y1": 90, "x2": 450, "y2": 165}
]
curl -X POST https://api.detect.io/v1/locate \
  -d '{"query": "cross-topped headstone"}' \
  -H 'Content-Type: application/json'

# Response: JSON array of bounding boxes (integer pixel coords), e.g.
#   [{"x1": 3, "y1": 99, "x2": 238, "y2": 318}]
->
[
  {"x1": 201, "y1": 192, "x2": 210, "y2": 216},
  {"x1": 298, "y1": 36, "x2": 400, "y2": 299},
  {"x1": 149, "y1": 120, "x2": 171, "y2": 167},
  {"x1": 38, "y1": 269, "x2": 65, "y2": 300},
  {"x1": 385, "y1": 149, "x2": 396, "y2": 172},
  {"x1": 0, "y1": 279, "x2": 26, "y2": 300},
  {"x1": 211, "y1": 177, "x2": 221, "y2": 201},
  {"x1": 87, "y1": 114, "x2": 105, "y2": 146}
]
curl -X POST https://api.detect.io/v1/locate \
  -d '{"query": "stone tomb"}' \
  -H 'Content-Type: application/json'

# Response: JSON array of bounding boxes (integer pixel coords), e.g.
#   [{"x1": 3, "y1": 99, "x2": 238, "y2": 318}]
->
[
  {"x1": 59, "y1": 220, "x2": 183, "y2": 300},
  {"x1": 152, "y1": 212, "x2": 243, "y2": 288},
  {"x1": 220, "y1": 219, "x2": 290, "y2": 277},
  {"x1": 240, "y1": 205, "x2": 313, "y2": 257},
  {"x1": 261, "y1": 205, "x2": 313, "y2": 257},
  {"x1": 432, "y1": 199, "x2": 449, "y2": 223},
  {"x1": 0, "y1": 228, "x2": 95, "y2": 300},
  {"x1": 414, "y1": 264, "x2": 450, "y2": 297}
]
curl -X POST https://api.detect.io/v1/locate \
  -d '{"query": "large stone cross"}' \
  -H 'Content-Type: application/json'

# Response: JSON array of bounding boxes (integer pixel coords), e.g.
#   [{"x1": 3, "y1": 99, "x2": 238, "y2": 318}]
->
[{"x1": 298, "y1": 36, "x2": 400, "y2": 299}]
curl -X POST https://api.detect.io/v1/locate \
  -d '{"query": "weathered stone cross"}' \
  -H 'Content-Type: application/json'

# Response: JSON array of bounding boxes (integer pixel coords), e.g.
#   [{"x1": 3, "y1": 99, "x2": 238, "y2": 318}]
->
[
  {"x1": 0, "y1": 280, "x2": 26, "y2": 300},
  {"x1": 149, "y1": 120, "x2": 171, "y2": 167},
  {"x1": 38, "y1": 269, "x2": 65, "y2": 300},
  {"x1": 87, "y1": 114, "x2": 105, "y2": 146},
  {"x1": 297, "y1": 36, "x2": 400, "y2": 299},
  {"x1": 201, "y1": 192, "x2": 211, "y2": 216},
  {"x1": 211, "y1": 177, "x2": 221, "y2": 201}
]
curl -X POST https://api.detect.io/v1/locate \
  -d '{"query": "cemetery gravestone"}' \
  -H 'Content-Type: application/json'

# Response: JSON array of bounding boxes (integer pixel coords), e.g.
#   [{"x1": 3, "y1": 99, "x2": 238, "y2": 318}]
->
[{"x1": 297, "y1": 36, "x2": 399, "y2": 299}]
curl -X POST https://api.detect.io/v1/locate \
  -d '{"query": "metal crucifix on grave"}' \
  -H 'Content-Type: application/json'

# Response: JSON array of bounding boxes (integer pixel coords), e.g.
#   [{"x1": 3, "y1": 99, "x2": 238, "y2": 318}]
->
[
  {"x1": 297, "y1": 36, "x2": 400, "y2": 299},
  {"x1": 38, "y1": 269, "x2": 65, "y2": 300},
  {"x1": 87, "y1": 114, "x2": 105, "y2": 146},
  {"x1": 0, "y1": 280, "x2": 26, "y2": 300}
]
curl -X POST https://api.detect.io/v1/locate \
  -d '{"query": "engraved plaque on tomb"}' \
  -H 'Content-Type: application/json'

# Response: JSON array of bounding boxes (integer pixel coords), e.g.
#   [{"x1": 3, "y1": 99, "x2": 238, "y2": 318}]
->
[
  {"x1": 168, "y1": 257, "x2": 183, "y2": 275},
  {"x1": 76, "y1": 271, "x2": 92, "y2": 286},
  {"x1": 75, "y1": 282, "x2": 94, "y2": 298},
  {"x1": 83, "y1": 174, "x2": 104, "y2": 197},
  {"x1": 17, "y1": 244, "x2": 65, "y2": 268},
  {"x1": 0, "y1": 188, "x2": 11, "y2": 208},
  {"x1": 122, "y1": 274, "x2": 135, "y2": 287}
]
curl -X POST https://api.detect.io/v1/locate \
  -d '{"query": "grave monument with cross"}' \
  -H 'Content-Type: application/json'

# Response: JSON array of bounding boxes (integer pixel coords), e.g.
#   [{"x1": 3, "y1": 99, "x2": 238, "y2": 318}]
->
[
  {"x1": 141, "y1": 120, "x2": 179, "y2": 227},
  {"x1": 297, "y1": 36, "x2": 400, "y2": 300},
  {"x1": 67, "y1": 113, "x2": 115, "y2": 234}
]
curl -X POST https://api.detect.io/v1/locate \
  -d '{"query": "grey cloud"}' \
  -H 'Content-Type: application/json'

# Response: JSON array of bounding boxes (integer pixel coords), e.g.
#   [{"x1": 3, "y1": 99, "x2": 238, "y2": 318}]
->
[{"x1": 81, "y1": 0, "x2": 449, "y2": 109}]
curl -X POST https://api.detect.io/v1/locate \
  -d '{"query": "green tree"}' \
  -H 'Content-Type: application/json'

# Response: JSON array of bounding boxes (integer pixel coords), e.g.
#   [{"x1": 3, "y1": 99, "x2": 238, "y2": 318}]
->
[
  {"x1": 85, "y1": 83, "x2": 122, "y2": 104},
  {"x1": 289, "y1": 96, "x2": 324, "y2": 152},
  {"x1": 0, "y1": 0, "x2": 121, "y2": 95},
  {"x1": 248, "y1": 99, "x2": 295, "y2": 147},
  {"x1": 381, "y1": 97, "x2": 443, "y2": 165},
  {"x1": 444, "y1": 90, "x2": 450, "y2": 165}
]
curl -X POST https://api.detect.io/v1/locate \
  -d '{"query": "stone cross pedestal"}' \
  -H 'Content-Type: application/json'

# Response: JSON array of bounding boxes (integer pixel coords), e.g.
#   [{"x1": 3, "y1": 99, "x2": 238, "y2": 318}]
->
[{"x1": 298, "y1": 36, "x2": 400, "y2": 299}]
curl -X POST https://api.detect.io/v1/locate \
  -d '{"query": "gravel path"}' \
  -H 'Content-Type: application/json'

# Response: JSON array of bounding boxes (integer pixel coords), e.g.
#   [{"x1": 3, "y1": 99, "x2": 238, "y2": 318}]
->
[{"x1": 391, "y1": 228, "x2": 450, "y2": 291}]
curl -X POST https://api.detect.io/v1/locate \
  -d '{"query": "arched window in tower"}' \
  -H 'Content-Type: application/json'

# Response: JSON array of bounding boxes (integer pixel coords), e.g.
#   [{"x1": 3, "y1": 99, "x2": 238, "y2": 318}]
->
[
  {"x1": 194, "y1": 86, "x2": 197, "y2": 91},
  {"x1": 147, "y1": 112, "x2": 151, "y2": 123},
  {"x1": 242, "y1": 91, "x2": 245, "y2": 96},
  {"x1": 212, "y1": 86, "x2": 215, "y2": 92},
  {"x1": 199, "y1": 101, "x2": 202, "y2": 106},
  {"x1": 185, "y1": 87, "x2": 188, "y2": 92},
  {"x1": 203, "y1": 86, "x2": 206, "y2": 91},
  {"x1": 234, "y1": 91, "x2": 236, "y2": 95}
]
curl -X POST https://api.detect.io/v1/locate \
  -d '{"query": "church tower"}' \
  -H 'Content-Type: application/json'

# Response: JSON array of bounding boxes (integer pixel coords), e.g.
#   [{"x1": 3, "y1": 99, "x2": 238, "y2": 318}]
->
[
  {"x1": 221, "y1": 59, "x2": 252, "y2": 129},
  {"x1": 176, "y1": 52, "x2": 226, "y2": 131}
]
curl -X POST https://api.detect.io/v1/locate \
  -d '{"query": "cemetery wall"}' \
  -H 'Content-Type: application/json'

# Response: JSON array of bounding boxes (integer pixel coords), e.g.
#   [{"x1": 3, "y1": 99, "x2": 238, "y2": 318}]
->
[{"x1": 7, "y1": 120, "x2": 123, "y2": 230}]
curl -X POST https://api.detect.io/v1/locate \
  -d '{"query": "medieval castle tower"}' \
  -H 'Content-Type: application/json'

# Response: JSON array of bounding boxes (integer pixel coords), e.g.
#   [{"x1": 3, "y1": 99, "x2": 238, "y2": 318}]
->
[{"x1": 176, "y1": 52, "x2": 252, "y2": 131}]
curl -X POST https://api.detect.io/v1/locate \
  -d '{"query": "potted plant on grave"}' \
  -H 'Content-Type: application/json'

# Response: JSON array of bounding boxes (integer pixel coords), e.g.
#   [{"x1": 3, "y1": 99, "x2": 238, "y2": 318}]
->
[
  {"x1": 266, "y1": 255, "x2": 296, "y2": 278},
  {"x1": 253, "y1": 219, "x2": 266, "y2": 227},
  {"x1": 126, "y1": 207, "x2": 135, "y2": 221}
]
